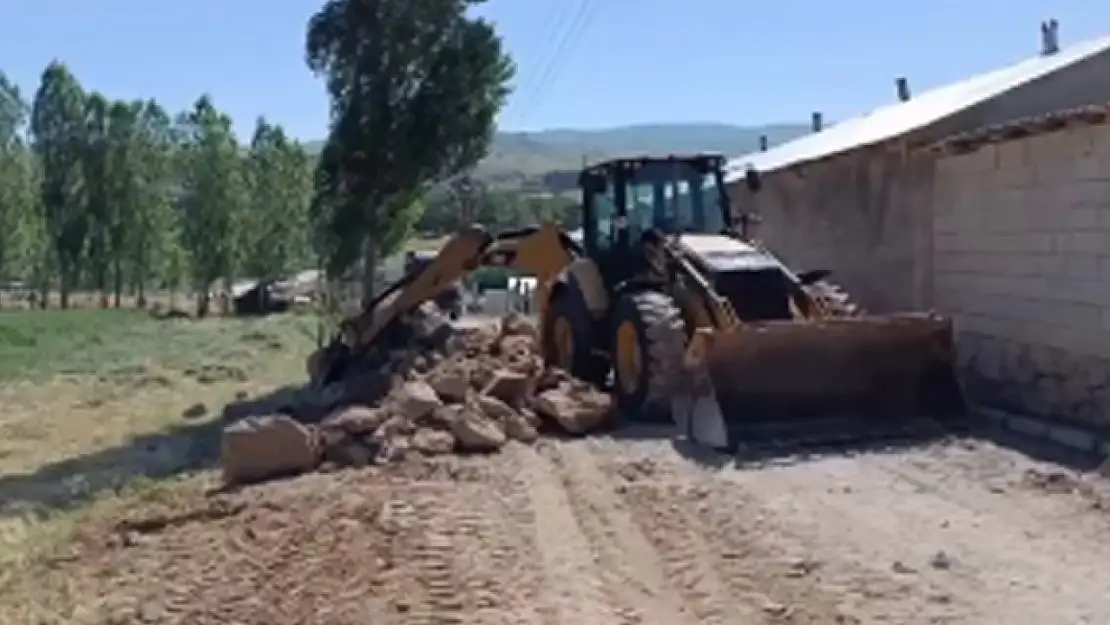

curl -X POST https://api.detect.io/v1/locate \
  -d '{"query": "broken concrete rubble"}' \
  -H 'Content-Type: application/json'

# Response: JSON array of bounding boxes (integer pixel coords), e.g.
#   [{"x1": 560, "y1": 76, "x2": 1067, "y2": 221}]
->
[
  {"x1": 533, "y1": 380, "x2": 614, "y2": 434},
  {"x1": 219, "y1": 310, "x2": 618, "y2": 485}
]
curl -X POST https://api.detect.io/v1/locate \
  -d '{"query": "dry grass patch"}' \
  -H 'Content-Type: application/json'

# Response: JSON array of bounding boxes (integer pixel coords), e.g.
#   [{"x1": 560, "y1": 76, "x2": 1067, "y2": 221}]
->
[{"x1": 0, "y1": 308, "x2": 322, "y2": 589}]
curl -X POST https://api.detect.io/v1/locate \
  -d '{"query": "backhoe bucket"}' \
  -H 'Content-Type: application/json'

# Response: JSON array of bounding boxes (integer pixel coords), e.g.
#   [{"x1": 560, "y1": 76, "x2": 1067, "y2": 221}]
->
[{"x1": 691, "y1": 313, "x2": 967, "y2": 450}]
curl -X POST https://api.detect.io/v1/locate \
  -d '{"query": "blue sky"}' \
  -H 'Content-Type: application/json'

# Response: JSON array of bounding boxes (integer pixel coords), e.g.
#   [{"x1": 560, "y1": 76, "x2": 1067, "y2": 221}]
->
[{"x1": 1, "y1": 1, "x2": 1105, "y2": 140}]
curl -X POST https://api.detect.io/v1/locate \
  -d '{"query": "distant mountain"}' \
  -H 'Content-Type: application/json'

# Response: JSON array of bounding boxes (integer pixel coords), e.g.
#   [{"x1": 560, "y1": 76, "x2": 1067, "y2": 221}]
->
[{"x1": 304, "y1": 122, "x2": 809, "y2": 191}]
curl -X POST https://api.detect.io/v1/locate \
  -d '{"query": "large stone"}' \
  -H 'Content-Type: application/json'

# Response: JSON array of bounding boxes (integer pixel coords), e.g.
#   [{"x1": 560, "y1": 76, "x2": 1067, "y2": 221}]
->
[
  {"x1": 429, "y1": 370, "x2": 470, "y2": 403},
  {"x1": 475, "y1": 394, "x2": 515, "y2": 421},
  {"x1": 504, "y1": 413, "x2": 539, "y2": 442},
  {"x1": 321, "y1": 405, "x2": 384, "y2": 436},
  {"x1": 220, "y1": 415, "x2": 319, "y2": 485},
  {"x1": 500, "y1": 312, "x2": 539, "y2": 340},
  {"x1": 518, "y1": 407, "x2": 542, "y2": 428},
  {"x1": 451, "y1": 409, "x2": 507, "y2": 451},
  {"x1": 429, "y1": 404, "x2": 464, "y2": 428},
  {"x1": 532, "y1": 384, "x2": 613, "y2": 434},
  {"x1": 370, "y1": 415, "x2": 415, "y2": 443},
  {"x1": 395, "y1": 380, "x2": 443, "y2": 420},
  {"x1": 412, "y1": 428, "x2": 456, "y2": 455},
  {"x1": 482, "y1": 369, "x2": 532, "y2": 404}
]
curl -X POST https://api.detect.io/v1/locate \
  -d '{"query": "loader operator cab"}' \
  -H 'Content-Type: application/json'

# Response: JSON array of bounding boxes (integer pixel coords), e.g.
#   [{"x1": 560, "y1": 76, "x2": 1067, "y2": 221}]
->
[{"x1": 578, "y1": 153, "x2": 743, "y2": 286}]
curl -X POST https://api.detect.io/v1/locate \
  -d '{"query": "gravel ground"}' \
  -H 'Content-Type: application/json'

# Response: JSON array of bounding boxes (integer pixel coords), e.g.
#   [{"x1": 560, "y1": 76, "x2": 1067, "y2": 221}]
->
[{"x1": 9, "y1": 428, "x2": 1110, "y2": 625}]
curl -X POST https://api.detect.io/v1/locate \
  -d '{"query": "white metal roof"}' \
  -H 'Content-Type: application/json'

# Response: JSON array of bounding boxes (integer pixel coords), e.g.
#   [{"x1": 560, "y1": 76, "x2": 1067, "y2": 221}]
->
[{"x1": 724, "y1": 33, "x2": 1110, "y2": 180}]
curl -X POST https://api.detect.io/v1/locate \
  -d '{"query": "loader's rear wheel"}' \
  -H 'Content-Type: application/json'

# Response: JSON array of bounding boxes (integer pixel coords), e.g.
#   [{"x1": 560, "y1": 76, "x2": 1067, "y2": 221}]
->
[
  {"x1": 542, "y1": 286, "x2": 608, "y2": 385},
  {"x1": 611, "y1": 291, "x2": 686, "y2": 423}
]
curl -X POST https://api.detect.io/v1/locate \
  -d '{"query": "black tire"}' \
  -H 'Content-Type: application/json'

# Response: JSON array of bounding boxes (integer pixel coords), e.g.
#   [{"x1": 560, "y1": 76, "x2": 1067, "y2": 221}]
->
[
  {"x1": 610, "y1": 290, "x2": 687, "y2": 423},
  {"x1": 542, "y1": 283, "x2": 608, "y2": 385},
  {"x1": 804, "y1": 279, "x2": 862, "y2": 317}
]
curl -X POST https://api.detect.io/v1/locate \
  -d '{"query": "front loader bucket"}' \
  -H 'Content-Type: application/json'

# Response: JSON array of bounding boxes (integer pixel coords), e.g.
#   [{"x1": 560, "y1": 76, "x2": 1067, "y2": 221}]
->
[{"x1": 694, "y1": 312, "x2": 967, "y2": 450}]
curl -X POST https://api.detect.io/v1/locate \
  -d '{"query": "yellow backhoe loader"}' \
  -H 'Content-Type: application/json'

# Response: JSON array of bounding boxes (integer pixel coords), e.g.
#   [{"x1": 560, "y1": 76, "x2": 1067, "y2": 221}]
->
[{"x1": 313, "y1": 153, "x2": 966, "y2": 450}]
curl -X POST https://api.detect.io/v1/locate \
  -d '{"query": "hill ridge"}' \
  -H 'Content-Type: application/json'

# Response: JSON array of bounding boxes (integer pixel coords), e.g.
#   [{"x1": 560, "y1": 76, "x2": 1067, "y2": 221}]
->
[{"x1": 306, "y1": 121, "x2": 809, "y2": 190}]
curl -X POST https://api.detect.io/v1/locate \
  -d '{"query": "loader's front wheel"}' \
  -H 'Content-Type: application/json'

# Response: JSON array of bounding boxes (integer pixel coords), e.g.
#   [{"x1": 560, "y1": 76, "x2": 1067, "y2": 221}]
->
[
  {"x1": 611, "y1": 290, "x2": 686, "y2": 423},
  {"x1": 542, "y1": 286, "x2": 608, "y2": 385}
]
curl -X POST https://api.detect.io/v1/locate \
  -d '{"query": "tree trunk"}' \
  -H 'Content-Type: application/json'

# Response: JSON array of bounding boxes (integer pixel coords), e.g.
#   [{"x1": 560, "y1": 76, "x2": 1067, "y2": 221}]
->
[
  {"x1": 360, "y1": 236, "x2": 378, "y2": 310},
  {"x1": 196, "y1": 288, "x2": 210, "y2": 318},
  {"x1": 36, "y1": 273, "x2": 48, "y2": 309},
  {"x1": 135, "y1": 244, "x2": 147, "y2": 308},
  {"x1": 95, "y1": 253, "x2": 108, "y2": 308},
  {"x1": 58, "y1": 262, "x2": 70, "y2": 309},
  {"x1": 112, "y1": 257, "x2": 123, "y2": 308}
]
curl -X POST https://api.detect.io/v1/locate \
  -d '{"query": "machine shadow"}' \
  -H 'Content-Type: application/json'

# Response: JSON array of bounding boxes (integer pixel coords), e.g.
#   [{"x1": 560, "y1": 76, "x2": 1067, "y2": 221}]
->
[
  {"x1": 0, "y1": 384, "x2": 308, "y2": 517},
  {"x1": 594, "y1": 412, "x2": 1106, "y2": 473},
  {"x1": 0, "y1": 419, "x2": 226, "y2": 516}
]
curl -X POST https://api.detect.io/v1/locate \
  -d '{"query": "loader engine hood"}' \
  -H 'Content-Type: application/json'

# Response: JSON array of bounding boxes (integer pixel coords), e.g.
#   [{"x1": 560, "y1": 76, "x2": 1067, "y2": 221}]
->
[{"x1": 676, "y1": 234, "x2": 780, "y2": 272}]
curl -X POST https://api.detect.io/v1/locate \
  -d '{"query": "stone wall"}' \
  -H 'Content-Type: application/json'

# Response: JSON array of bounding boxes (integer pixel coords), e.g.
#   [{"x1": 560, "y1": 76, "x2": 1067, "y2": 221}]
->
[
  {"x1": 730, "y1": 147, "x2": 935, "y2": 312},
  {"x1": 931, "y1": 122, "x2": 1110, "y2": 428}
]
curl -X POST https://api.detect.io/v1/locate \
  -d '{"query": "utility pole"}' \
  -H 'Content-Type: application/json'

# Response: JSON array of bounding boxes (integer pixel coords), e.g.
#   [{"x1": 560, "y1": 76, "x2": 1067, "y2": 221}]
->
[{"x1": 449, "y1": 170, "x2": 486, "y2": 228}]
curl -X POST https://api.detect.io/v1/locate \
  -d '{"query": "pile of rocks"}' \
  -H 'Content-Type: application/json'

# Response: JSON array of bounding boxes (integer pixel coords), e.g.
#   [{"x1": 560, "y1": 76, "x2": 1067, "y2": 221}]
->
[{"x1": 220, "y1": 312, "x2": 614, "y2": 485}]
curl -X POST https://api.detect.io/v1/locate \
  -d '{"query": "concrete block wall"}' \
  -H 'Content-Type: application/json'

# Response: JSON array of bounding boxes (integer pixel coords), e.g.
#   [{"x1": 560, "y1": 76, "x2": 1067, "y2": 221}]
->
[
  {"x1": 730, "y1": 148, "x2": 934, "y2": 312},
  {"x1": 932, "y1": 122, "x2": 1110, "y2": 428}
]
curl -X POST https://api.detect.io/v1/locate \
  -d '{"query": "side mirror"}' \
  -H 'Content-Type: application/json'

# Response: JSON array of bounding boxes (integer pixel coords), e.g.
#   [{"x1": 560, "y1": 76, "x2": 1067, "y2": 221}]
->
[
  {"x1": 797, "y1": 269, "x2": 831, "y2": 286},
  {"x1": 744, "y1": 167, "x2": 762, "y2": 192}
]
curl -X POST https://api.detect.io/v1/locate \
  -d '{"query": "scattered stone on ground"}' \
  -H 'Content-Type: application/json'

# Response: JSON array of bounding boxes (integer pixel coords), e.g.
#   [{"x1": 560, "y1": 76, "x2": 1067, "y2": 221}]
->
[{"x1": 219, "y1": 309, "x2": 614, "y2": 485}]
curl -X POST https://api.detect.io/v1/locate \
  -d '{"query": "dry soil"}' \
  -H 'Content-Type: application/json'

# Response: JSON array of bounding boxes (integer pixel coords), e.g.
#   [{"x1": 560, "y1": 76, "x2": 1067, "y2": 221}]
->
[{"x1": 9, "y1": 430, "x2": 1110, "y2": 625}]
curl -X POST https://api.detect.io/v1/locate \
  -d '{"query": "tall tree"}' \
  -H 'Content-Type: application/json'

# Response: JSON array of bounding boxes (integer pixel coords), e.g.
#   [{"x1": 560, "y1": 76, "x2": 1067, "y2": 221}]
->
[
  {"x1": 242, "y1": 118, "x2": 311, "y2": 281},
  {"x1": 281, "y1": 139, "x2": 315, "y2": 271},
  {"x1": 177, "y1": 95, "x2": 245, "y2": 316},
  {"x1": 0, "y1": 73, "x2": 37, "y2": 306},
  {"x1": 30, "y1": 61, "x2": 88, "y2": 308},
  {"x1": 305, "y1": 0, "x2": 514, "y2": 304},
  {"x1": 82, "y1": 92, "x2": 111, "y2": 304},
  {"x1": 129, "y1": 99, "x2": 176, "y2": 305},
  {"x1": 101, "y1": 100, "x2": 141, "y2": 306}
]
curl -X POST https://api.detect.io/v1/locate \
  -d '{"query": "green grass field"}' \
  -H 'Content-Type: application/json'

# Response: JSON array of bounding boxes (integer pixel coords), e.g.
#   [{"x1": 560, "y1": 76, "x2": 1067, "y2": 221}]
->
[{"x1": 0, "y1": 307, "x2": 322, "y2": 587}]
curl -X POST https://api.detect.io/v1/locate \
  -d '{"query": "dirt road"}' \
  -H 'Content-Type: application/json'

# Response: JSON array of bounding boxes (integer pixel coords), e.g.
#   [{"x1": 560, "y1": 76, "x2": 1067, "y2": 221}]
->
[{"x1": 14, "y1": 434, "x2": 1110, "y2": 625}]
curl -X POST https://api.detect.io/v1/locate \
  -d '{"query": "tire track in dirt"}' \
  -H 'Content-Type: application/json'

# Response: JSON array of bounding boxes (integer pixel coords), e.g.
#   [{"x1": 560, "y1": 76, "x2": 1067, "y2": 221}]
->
[
  {"x1": 407, "y1": 490, "x2": 469, "y2": 625},
  {"x1": 510, "y1": 443, "x2": 622, "y2": 625},
  {"x1": 683, "y1": 479, "x2": 910, "y2": 624},
  {"x1": 387, "y1": 460, "x2": 557, "y2": 625},
  {"x1": 546, "y1": 442, "x2": 702, "y2": 625},
  {"x1": 449, "y1": 457, "x2": 551, "y2": 625},
  {"x1": 666, "y1": 439, "x2": 1110, "y2": 624},
  {"x1": 593, "y1": 440, "x2": 884, "y2": 624},
  {"x1": 606, "y1": 468, "x2": 772, "y2": 624}
]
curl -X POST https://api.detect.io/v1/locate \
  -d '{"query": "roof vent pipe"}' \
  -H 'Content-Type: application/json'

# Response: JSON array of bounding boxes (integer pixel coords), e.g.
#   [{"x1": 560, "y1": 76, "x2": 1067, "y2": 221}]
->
[
  {"x1": 811, "y1": 111, "x2": 823, "y2": 132},
  {"x1": 1041, "y1": 19, "x2": 1060, "y2": 55},
  {"x1": 895, "y1": 77, "x2": 911, "y2": 101}
]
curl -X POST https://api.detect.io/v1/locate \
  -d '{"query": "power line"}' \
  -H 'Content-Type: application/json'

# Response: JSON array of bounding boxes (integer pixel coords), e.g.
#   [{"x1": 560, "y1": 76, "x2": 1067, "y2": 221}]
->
[
  {"x1": 515, "y1": 0, "x2": 597, "y2": 126},
  {"x1": 510, "y1": 0, "x2": 578, "y2": 116}
]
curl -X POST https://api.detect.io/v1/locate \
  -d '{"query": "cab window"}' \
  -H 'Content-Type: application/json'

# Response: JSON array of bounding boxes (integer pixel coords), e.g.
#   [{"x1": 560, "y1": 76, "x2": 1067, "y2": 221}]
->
[{"x1": 591, "y1": 185, "x2": 617, "y2": 251}]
